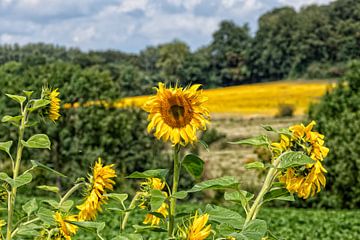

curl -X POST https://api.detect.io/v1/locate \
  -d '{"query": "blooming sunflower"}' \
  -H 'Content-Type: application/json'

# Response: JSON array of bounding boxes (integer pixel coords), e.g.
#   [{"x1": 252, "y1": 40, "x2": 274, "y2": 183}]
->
[
  {"x1": 273, "y1": 121, "x2": 329, "y2": 199},
  {"x1": 41, "y1": 87, "x2": 61, "y2": 121},
  {"x1": 143, "y1": 202, "x2": 169, "y2": 226},
  {"x1": 179, "y1": 211, "x2": 211, "y2": 240},
  {"x1": 143, "y1": 82, "x2": 210, "y2": 146},
  {"x1": 54, "y1": 212, "x2": 78, "y2": 240},
  {"x1": 77, "y1": 158, "x2": 116, "y2": 221}
]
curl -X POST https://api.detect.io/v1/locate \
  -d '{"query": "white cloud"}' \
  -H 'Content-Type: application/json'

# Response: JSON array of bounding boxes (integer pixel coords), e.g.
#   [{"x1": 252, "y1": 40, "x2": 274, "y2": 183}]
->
[
  {"x1": 277, "y1": 0, "x2": 334, "y2": 10},
  {"x1": 0, "y1": 0, "x2": 337, "y2": 52}
]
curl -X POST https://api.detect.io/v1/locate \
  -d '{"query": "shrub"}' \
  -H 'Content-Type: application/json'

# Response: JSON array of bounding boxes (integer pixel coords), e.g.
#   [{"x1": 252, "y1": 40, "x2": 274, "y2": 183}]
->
[{"x1": 308, "y1": 60, "x2": 360, "y2": 208}]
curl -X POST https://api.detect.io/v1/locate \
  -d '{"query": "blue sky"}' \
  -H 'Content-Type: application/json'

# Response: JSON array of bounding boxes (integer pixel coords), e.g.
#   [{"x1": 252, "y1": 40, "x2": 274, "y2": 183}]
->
[{"x1": 0, "y1": 0, "x2": 333, "y2": 53}]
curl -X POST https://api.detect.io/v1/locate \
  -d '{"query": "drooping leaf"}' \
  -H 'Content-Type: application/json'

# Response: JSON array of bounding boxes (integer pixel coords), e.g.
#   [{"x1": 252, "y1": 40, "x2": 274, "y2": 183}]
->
[
  {"x1": 0, "y1": 172, "x2": 32, "y2": 188},
  {"x1": 224, "y1": 190, "x2": 254, "y2": 210},
  {"x1": 188, "y1": 176, "x2": 240, "y2": 193},
  {"x1": 229, "y1": 135, "x2": 270, "y2": 147},
  {"x1": 150, "y1": 189, "x2": 166, "y2": 211},
  {"x1": 5, "y1": 94, "x2": 26, "y2": 104},
  {"x1": 22, "y1": 198, "x2": 38, "y2": 216},
  {"x1": 105, "y1": 193, "x2": 128, "y2": 206},
  {"x1": 0, "y1": 141, "x2": 13, "y2": 156},
  {"x1": 126, "y1": 169, "x2": 168, "y2": 179},
  {"x1": 29, "y1": 99, "x2": 50, "y2": 111},
  {"x1": 263, "y1": 188, "x2": 294, "y2": 203},
  {"x1": 37, "y1": 208, "x2": 55, "y2": 225},
  {"x1": 37, "y1": 185, "x2": 60, "y2": 194},
  {"x1": 31, "y1": 160, "x2": 67, "y2": 178},
  {"x1": 244, "y1": 162, "x2": 265, "y2": 170},
  {"x1": 2, "y1": 115, "x2": 22, "y2": 124},
  {"x1": 171, "y1": 191, "x2": 188, "y2": 199},
  {"x1": 182, "y1": 154, "x2": 205, "y2": 179},
  {"x1": 205, "y1": 204, "x2": 245, "y2": 228},
  {"x1": 278, "y1": 152, "x2": 315, "y2": 169},
  {"x1": 22, "y1": 134, "x2": 51, "y2": 149}
]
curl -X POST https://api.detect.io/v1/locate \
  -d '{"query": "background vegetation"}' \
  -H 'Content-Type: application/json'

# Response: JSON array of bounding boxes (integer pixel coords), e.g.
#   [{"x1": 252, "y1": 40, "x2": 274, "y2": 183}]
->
[{"x1": 0, "y1": 0, "x2": 359, "y2": 212}]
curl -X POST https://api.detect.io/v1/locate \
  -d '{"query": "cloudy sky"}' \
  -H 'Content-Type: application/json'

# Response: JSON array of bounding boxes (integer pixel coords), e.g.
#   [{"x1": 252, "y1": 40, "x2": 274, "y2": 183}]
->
[{"x1": 0, "y1": 0, "x2": 333, "y2": 53}]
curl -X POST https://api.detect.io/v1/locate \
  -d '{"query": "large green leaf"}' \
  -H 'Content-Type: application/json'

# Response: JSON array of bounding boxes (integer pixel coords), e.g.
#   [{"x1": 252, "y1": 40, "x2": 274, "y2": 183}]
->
[
  {"x1": 22, "y1": 198, "x2": 38, "y2": 216},
  {"x1": 5, "y1": 94, "x2": 26, "y2": 104},
  {"x1": 22, "y1": 134, "x2": 51, "y2": 149},
  {"x1": 205, "y1": 204, "x2": 245, "y2": 228},
  {"x1": 150, "y1": 189, "x2": 166, "y2": 211},
  {"x1": 126, "y1": 169, "x2": 168, "y2": 179},
  {"x1": 69, "y1": 221, "x2": 105, "y2": 239},
  {"x1": 236, "y1": 219, "x2": 267, "y2": 240},
  {"x1": 29, "y1": 99, "x2": 50, "y2": 111},
  {"x1": 188, "y1": 176, "x2": 240, "y2": 193},
  {"x1": 263, "y1": 188, "x2": 294, "y2": 203},
  {"x1": 0, "y1": 141, "x2": 13, "y2": 156},
  {"x1": 229, "y1": 135, "x2": 270, "y2": 146},
  {"x1": 224, "y1": 190, "x2": 254, "y2": 211},
  {"x1": 0, "y1": 172, "x2": 32, "y2": 188},
  {"x1": 37, "y1": 208, "x2": 55, "y2": 225},
  {"x1": 244, "y1": 162, "x2": 265, "y2": 170},
  {"x1": 105, "y1": 193, "x2": 128, "y2": 206},
  {"x1": 278, "y1": 152, "x2": 315, "y2": 169},
  {"x1": 182, "y1": 154, "x2": 204, "y2": 179},
  {"x1": 2, "y1": 115, "x2": 22, "y2": 124},
  {"x1": 16, "y1": 223, "x2": 41, "y2": 237}
]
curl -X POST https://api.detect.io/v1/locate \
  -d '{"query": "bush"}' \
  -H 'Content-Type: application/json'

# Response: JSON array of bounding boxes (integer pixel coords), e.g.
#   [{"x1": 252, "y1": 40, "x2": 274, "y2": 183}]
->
[
  {"x1": 308, "y1": 60, "x2": 360, "y2": 208},
  {"x1": 276, "y1": 103, "x2": 295, "y2": 117}
]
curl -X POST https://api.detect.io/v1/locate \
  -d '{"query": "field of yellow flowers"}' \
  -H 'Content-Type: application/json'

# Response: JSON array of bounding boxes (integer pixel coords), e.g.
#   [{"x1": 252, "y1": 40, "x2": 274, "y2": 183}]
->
[{"x1": 115, "y1": 80, "x2": 331, "y2": 116}]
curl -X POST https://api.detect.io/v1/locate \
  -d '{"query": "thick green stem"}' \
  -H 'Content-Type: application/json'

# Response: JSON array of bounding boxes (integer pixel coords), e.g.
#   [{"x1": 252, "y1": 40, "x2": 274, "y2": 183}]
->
[
  {"x1": 245, "y1": 156, "x2": 282, "y2": 225},
  {"x1": 121, "y1": 192, "x2": 141, "y2": 231},
  {"x1": 6, "y1": 109, "x2": 27, "y2": 240},
  {"x1": 168, "y1": 145, "x2": 181, "y2": 238}
]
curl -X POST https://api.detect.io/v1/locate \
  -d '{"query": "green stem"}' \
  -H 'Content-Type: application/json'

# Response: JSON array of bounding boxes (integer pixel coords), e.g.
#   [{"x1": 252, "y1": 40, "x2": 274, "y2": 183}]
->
[
  {"x1": 245, "y1": 155, "x2": 282, "y2": 225},
  {"x1": 121, "y1": 192, "x2": 141, "y2": 231},
  {"x1": 59, "y1": 182, "x2": 85, "y2": 206},
  {"x1": 6, "y1": 108, "x2": 27, "y2": 240},
  {"x1": 168, "y1": 145, "x2": 181, "y2": 238}
]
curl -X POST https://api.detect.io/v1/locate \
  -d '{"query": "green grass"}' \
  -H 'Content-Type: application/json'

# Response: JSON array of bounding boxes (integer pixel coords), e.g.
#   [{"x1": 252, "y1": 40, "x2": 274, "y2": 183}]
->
[{"x1": 73, "y1": 205, "x2": 360, "y2": 240}]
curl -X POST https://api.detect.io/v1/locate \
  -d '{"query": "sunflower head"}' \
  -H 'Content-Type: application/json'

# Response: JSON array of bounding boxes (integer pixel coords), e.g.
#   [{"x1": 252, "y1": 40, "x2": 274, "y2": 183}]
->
[
  {"x1": 54, "y1": 212, "x2": 78, "y2": 240},
  {"x1": 177, "y1": 211, "x2": 211, "y2": 240},
  {"x1": 41, "y1": 86, "x2": 61, "y2": 121},
  {"x1": 143, "y1": 202, "x2": 169, "y2": 226},
  {"x1": 143, "y1": 82, "x2": 210, "y2": 146},
  {"x1": 138, "y1": 178, "x2": 166, "y2": 210},
  {"x1": 273, "y1": 121, "x2": 329, "y2": 199},
  {"x1": 77, "y1": 158, "x2": 116, "y2": 221}
]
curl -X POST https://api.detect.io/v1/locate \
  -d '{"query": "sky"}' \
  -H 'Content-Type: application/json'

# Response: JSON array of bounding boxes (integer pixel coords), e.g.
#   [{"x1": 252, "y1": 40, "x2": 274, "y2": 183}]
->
[{"x1": 0, "y1": 0, "x2": 334, "y2": 53}]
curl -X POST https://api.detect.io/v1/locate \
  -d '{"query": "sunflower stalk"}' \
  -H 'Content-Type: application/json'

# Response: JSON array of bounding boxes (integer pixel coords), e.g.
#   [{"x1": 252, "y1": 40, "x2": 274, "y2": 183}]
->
[
  {"x1": 169, "y1": 144, "x2": 181, "y2": 237},
  {"x1": 121, "y1": 192, "x2": 141, "y2": 231},
  {"x1": 6, "y1": 104, "x2": 29, "y2": 240},
  {"x1": 245, "y1": 154, "x2": 283, "y2": 225}
]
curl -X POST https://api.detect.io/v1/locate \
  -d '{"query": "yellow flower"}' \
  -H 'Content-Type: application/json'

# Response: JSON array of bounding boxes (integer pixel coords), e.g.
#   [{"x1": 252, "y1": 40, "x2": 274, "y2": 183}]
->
[
  {"x1": 42, "y1": 87, "x2": 61, "y2": 121},
  {"x1": 54, "y1": 212, "x2": 78, "y2": 240},
  {"x1": 143, "y1": 202, "x2": 169, "y2": 226},
  {"x1": 143, "y1": 82, "x2": 210, "y2": 145},
  {"x1": 77, "y1": 158, "x2": 116, "y2": 221},
  {"x1": 140, "y1": 178, "x2": 166, "y2": 191},
  {"x1": 187, "y1": 211, "x2": 211, "y2": 240},
  {"x1": 275, "y1": 121, "x2": 329, "y2": 199}
]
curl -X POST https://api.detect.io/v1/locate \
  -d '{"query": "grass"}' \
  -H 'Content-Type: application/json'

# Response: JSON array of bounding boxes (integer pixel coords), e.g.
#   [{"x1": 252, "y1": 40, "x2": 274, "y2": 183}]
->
[
  {"x1": 72, "y1": 203, "x2": 360, "y2": 240},
  {"x1": 115, "y1": 80, "x2": 332, "y2": 116}
]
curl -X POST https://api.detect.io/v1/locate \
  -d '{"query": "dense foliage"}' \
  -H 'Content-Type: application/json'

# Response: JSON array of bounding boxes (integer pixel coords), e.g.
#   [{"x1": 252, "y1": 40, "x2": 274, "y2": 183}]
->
[
  {"x1": 309, "y1": 60, "x2": 360, "y2": 208},
  {"x1": 0, "y1": 0, "x2": 359, "y2": 91}
]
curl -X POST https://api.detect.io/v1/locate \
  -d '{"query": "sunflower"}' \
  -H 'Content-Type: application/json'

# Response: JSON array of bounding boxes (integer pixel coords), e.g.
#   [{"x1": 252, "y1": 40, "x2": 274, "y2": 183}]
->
[
  {"x1": 77, "y1": 158, "x2": 116, "y2": 221},
  {"x1": 54, "y1": 212, "x2": 78, "y2": 240},
  {"x1": 273, "y1": 121, "x2": 329, "y2": 199},
  {"x1": 179, "y1": 211, "x2": 211, "y2": 240},
  {"x1": 41, "y1": 87, "x2": 61, "y2": 121},
  {"x1": 143, "y1": 202, "x2": 169, "y2": 226},
  {"x1": 143, "y1": 83, "x2": 210, "y2": 146}
]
